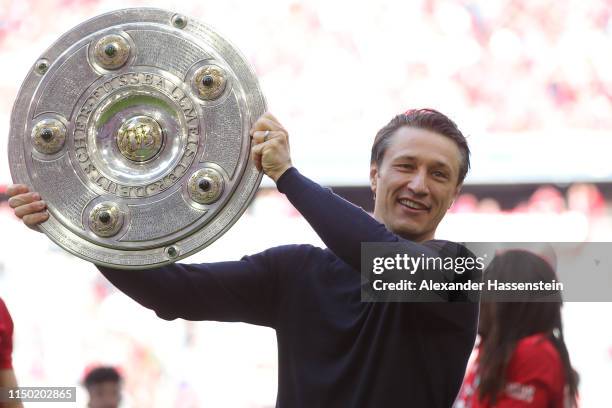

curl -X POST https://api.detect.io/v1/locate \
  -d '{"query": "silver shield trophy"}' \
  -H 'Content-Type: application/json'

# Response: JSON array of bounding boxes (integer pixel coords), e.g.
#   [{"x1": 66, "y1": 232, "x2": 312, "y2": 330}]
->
[{"x1": 8, "y1": 8, "x2": 266, "y2": 269}]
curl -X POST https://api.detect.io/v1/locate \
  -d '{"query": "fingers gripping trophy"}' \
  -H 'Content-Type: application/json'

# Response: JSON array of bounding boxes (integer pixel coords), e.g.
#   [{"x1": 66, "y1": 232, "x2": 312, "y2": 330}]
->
[{"x1": 7, "y1": 8, "x2": 270, "y2": 269}]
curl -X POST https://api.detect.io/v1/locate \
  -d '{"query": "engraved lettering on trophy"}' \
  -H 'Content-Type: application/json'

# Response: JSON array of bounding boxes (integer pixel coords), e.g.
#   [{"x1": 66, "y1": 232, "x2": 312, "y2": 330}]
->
[
  {"x1": 75, "y1": 114, "x2": 88, "y2": 131},
  {"x1": 171, "y1": 87, "x2": 184, "y2": 100},
  {"x1": 153, "y1": 76, "x2": 165, "y2": 89},
  {"x1": 145, "y1": 180, "x2": 162, "y2": 195},
  {"x1": 83, "y1": 163, "x2": 96, "y2": 174},
  {"x1": 116, "y1": 185, "x2": 129, "y2": 197},
  {"x1": 174, "y1": 163, "x2": 188, "y2": 176},
  {"x1": 72, "y1": 72, "x2": 201, "y2": 199},
  {"x1": 186, "y1": 128, "x2": 196, "y2": 139},
  {"x1": 92, "y1": 87, "x2": 104, "y2": 99},
  {"x1": 184, "y1": 107, "x2": 197, "y2": 123},
  {"x1": 106, "y1": 181, "x2": 118, "y2": 194},
  {"x1": 76, "y1": 152, "x2": 88, "y2": 163},
  {"x1": 103, "y1": 81, "x2": 114, "y2": 92}
]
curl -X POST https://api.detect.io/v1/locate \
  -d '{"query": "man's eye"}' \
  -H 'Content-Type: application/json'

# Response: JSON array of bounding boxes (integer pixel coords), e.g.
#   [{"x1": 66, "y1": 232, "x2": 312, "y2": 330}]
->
[
  {"x1": 432, "y1": 171, "x2": 448, "y2": 178},
  {"x1": 397, "y1": 164, "x2": 415, "y2": 170}
]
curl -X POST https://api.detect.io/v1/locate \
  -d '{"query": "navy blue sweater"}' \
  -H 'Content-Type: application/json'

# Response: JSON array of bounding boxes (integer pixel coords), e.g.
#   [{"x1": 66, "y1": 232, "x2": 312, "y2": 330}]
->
[{"x1": 98, "y1": 168, "x2": 478, "y2": 407}]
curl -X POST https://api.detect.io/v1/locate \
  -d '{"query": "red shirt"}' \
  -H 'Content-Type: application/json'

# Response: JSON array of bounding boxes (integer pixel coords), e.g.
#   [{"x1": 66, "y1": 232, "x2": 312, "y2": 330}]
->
[
  {"x1": 455, "y1": 334, "x2": 567, "y2": 408},
  {"x1": 0, "y1": 298, "x2": 14, "y2": 369}
]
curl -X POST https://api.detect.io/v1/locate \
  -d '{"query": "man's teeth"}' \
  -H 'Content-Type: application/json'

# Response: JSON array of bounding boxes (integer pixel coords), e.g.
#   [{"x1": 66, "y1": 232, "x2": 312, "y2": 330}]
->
[{"x1": 399, "y1": 199, "x2": 427, "y2": 210}]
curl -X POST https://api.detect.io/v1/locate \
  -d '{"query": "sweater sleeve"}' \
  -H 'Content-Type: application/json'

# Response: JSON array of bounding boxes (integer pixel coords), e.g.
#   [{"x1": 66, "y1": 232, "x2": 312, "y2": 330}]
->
[
  {"x1": 276, "y1": 167, "x2": 446, "y2": 270},
  {"x1": 0, "y1": 299, "x2": 14, "y2": 369},
  {"x1": 96, "y1": 245, "x2": 302, "y2": 328}
]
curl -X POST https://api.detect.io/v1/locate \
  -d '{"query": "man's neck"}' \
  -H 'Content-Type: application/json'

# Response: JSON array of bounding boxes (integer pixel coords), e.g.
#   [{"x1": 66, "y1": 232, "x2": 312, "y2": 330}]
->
[{"x1": 371, "y1": 213, "x2": 433, "y2": 242}]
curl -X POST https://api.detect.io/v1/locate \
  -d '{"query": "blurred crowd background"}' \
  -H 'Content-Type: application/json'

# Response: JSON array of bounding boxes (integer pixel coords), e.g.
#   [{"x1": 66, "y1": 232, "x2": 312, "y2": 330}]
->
[{"x1": 0, "y1": 0, "x2": 611, "y2": 406}]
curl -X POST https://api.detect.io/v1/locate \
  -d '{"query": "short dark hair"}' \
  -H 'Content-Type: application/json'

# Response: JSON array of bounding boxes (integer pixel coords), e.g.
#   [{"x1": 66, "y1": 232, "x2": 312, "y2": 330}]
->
[
  {"x1": 83, "y1": 366, "x2": 121, "y2": 388},
  {"x1": 370, "y1": 109, "x2": 470, "y2": 184}
]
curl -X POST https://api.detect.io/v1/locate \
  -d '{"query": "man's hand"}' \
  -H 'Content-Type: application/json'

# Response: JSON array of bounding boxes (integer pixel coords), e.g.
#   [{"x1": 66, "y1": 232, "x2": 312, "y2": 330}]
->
[
  {"x1": 250, "y1": 112, "x2": 293, "y2": 183},
  {"x1": 6, "y1": 184, "x2": 48, "y2": 230}
]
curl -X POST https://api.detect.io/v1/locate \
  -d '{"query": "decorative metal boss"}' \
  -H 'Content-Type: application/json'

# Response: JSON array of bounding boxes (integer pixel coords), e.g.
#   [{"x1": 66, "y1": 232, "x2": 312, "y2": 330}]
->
[{"x1": 8, "y1": 9, "x2": 266, "y2": 269}]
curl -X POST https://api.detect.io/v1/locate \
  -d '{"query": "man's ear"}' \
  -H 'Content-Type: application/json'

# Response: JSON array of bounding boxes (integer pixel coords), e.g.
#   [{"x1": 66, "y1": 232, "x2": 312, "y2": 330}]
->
[
  {"x1": 449, "y1": 183, "x2": 463, "y2": 209},
  {"x1": 369, "y1": 163, "x2": 378, "y2": 195}
]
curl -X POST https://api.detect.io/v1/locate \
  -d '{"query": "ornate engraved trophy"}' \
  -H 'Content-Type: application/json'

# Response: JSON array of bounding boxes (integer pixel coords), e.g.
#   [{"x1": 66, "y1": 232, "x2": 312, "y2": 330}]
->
[{"x1": 8, "y1": 9, "x2": 266, "y2": 269}]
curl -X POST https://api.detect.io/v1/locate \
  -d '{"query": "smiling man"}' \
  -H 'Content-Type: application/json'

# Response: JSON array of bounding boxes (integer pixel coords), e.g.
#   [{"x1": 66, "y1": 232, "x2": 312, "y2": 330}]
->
[
  {"x1": 370, "y1": 110, "x2": 469, "y2": 241},
  {"x1": 8, "y1": 109, "x2": 478, "y2": 408}
]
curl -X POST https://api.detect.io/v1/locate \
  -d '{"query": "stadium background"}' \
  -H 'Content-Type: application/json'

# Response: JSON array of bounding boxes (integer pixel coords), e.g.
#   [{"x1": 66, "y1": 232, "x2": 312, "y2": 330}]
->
[{"x1": 0, "y1": 0, "x2": 611, "y2": 406}]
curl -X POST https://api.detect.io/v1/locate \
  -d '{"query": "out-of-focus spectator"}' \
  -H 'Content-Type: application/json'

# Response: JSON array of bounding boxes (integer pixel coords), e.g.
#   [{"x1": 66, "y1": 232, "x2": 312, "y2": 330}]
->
[
  {"x1": 567, "y1": 183, "x2": 609, "y2": 240},
  {"x1": 454, "y1": 250, "x2": 579, "y2": 408},
  {"x1": 83, "y1": 366, "x2": 122, "y2": 408},
  {"x1": 0, "y1": 297, "x2": 23, "y2": 408},
  {"x1": 567, "y1": 183, "x2": 605, "y2": 217},
  {"x1": 528, "y1": 186, "x2": 566, "y2": 213},
  {"x1": 451, "y1": 193, "x2": 479, "y2": 213},
  {"x1": 477, "y1": 198, "x2": 502, "y2": 213}
]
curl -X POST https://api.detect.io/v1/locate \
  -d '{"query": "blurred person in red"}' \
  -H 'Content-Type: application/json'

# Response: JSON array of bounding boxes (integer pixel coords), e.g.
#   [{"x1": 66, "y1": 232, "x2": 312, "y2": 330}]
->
[
  {"x1": 567, "y1": 183, "x2": 605, "y2": 218},
  {"x1": 528, "y1": 186, "x2": 566, "y2": 214},
  {"x1": 454, "y1": 250, "x2": 579, "y2": 408},
  {"x1": 0, "y1": 298, "x2": 23, "y2": 408},
  {"x1": 83, "y1": 366, "x2": 122, "y2": 408}
]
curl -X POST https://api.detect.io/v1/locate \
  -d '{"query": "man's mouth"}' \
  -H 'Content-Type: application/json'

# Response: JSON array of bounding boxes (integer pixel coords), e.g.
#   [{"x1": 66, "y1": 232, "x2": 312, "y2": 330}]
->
[{"x1": 398, "y1": 198, "x2": 429, "y2": 211}]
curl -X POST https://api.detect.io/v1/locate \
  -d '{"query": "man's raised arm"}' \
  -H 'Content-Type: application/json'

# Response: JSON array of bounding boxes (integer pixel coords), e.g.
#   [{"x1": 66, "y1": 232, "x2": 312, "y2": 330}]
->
[{"x1": 251, "y1": 113, "x2": 443, "y2": 272}]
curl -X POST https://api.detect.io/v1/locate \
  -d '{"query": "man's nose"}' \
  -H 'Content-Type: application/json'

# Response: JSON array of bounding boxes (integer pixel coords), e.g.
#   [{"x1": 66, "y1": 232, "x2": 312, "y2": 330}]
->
[{"x1": 407, "y1": 169, "x2": 429, "y2": 195}]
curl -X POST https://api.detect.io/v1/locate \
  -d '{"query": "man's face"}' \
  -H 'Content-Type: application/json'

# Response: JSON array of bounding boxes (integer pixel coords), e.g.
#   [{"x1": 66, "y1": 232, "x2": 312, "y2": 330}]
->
[
  {"x1": 87, "y1": 381, "x2": 121, "y2": 408},
  {"x1": 370, "y1": 126, "x2": 462, "y2": 242}
]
